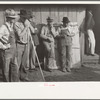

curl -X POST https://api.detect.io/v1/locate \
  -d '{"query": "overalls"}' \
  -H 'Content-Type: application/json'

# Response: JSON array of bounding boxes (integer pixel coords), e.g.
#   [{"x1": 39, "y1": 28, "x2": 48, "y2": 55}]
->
[{"x1": 1, "y1": 24, "x2": 19, "y2": 82}]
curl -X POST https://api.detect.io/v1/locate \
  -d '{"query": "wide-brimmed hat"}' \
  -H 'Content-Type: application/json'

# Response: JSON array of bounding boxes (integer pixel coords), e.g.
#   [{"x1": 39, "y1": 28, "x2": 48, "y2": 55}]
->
[
  {"x1": 46, "y1": 17, "x2": 53, "y2": 22},
  {"x1": 18, "y1": 9, "x2": 29, "y2": 18},
  {"x1": 5, "y1": 9, "x2": 18, "y2": 18},
  {"x1": 62, "y1": 17, "x2": 70, "y2": 23},
  {"x1": 18, "y1": 9, "x2": 35, "y2": 19}
]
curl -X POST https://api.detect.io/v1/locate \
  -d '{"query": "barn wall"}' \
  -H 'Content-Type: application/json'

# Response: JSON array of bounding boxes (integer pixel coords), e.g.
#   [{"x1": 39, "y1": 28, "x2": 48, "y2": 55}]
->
[
  {"x1": 0, "y1": 5, "x2": 86, "y2": 26},
  {"x1": 0, "y1": 4, "x2": 86, "y2": 62}
]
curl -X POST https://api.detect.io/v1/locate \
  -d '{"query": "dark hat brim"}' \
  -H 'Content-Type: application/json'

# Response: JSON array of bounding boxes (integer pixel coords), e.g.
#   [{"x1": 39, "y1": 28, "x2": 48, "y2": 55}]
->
[{"x1": 62, "y1": 20, "x2": 70, "y2": 23}]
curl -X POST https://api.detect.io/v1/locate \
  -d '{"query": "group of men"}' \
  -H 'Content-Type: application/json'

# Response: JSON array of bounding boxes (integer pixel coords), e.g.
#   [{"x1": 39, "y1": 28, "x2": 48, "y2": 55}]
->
[{"x1": 0, "y1": 8, "x2": 76, "y2": 82}]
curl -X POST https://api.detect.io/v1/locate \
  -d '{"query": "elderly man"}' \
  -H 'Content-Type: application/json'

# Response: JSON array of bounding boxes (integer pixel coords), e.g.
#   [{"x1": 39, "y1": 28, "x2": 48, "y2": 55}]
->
[
  {"x1": 40, "y1": 17, "x2": 58, "y2": 72},
  {"x1": 0, "y1": 9, "x2": 19, "y2": 82},
  {"x1": 14, "y1": 9, "x2": 36, "y2": 81},
  {"x1": 58, "y1": 17, "x2": 75, "y2": 72}
]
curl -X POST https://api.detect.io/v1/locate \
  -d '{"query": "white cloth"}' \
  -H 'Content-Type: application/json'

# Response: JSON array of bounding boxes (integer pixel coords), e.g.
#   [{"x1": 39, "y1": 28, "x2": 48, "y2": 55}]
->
[
  {"x1": 87, "y1": 29, "x2": 96, "y2": 54},
  {"x1": 68, "y1": 22, "x2": 81, "y2": 67},
  {"x1": 0, "y1": 22, "x2": 13, "y2": 49}
]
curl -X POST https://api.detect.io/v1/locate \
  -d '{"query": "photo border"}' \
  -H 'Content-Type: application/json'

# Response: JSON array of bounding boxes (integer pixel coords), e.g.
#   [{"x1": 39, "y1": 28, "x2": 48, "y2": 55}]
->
[{"x1": 0, "y1": 1, "x2": 100, "y2": 99}]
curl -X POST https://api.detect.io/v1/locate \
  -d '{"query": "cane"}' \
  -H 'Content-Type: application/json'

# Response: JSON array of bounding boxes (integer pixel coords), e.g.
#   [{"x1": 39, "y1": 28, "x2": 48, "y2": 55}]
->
[{"x1": 28, "y1": 31, "x2": 45, "y2": 82}]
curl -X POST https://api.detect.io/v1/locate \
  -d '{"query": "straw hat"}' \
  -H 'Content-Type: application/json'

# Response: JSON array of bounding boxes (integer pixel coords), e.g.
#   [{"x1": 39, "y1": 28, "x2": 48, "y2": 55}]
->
[{"x1": 5, "y1": 9, "x2": 17, "y2": 18}]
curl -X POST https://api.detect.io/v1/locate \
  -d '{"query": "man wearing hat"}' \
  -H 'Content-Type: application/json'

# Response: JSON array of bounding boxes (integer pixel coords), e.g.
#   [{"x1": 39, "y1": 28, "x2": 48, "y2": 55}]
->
[
  {"x1": 0, "y1": 9, "x2": 19, "y2": 82},
  {"x1": 86, "y1": 10, "x2": 96, "y2": 56},
  {"x1": 27, "y1": 11, "x2": 40, "y2": 70},
  {"x1": 40, "y1": 17, "x2": 58, "y2": 72},
  {"x1": 58, "y1": 17, "x2": 75, "y2": 72},
  {"x1": 14, "y1": 9, "x2": 37, "y2": 81}
]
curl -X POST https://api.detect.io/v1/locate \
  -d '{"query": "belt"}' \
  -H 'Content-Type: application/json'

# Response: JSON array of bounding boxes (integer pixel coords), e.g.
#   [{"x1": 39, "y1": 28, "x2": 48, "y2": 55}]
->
[{"x1": 17, "y1": 41, "x2": 27, "y2": 45}]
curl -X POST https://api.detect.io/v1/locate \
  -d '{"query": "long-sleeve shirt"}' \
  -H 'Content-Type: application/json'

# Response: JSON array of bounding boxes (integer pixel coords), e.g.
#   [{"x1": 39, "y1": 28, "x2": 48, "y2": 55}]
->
[
  {"x1": 40, "y1": 25, "x2": 58, "y2": 42},
  {"x1": 58, "y1": 24, "x2": 75, "y2": 46},
  {"x1": 0, "y1": 22, "x2": 13, "y2": 49},
  {"x1": 14, "y1": 21, "x2": 30, "y2": 44}
]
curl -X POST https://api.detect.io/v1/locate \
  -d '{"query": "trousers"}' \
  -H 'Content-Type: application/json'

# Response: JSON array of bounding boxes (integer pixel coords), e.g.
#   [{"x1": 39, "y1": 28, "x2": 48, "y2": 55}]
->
[
  {"x1": 87, "y1": 29, "x2": 96, "y2": 54},
  {"x1": 60, "y1": 45, "x2": 72, "y2": 69},
  {"x1": 0, "y1": 46, "x2": 19, "y2": 82},
  {"x1": 43, "y1": 41, "x2": 57, "y2": 69},
  {"x1": 16, "y1": 43, "x2": 28, "y2": 80}
]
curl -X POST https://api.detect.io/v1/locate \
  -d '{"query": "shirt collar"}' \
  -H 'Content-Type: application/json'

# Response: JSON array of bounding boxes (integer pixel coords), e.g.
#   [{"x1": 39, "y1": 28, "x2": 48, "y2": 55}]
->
[{"x1": 5, "y1": 22, "x2": 13, "y2": 31}]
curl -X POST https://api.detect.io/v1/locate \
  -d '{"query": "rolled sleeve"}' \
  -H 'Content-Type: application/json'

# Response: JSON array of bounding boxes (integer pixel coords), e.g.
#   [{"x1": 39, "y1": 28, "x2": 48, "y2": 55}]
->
[
  {"x1": 40, "y1": 26, "x2": 48, "y2": 40},
  {"x1": 0, "y1": 25, "x2": 6, "y2": 39},
  {"x1": 14, "y1": 22, "x2": 24, "y2": 37}
]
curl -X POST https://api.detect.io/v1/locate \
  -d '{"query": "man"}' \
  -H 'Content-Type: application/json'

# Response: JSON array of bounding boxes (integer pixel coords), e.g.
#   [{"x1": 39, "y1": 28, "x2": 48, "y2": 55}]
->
[
  {"x1": 40, "y1": 17, "x2": 58, "y2": 72},
  {"x1": 28, "y1": 11, "x2": 40, "y2": 70},
  {"x1": 14, "y1": 9, "x2": 36, "y2": 81},
  {"x1": 86, "y1": 10, "x2": 96, "y2": 56},
  {"x1": 0, "y1": 9, "x2": 19, "y2": 82},
  {"x1": 58, "y1": 17, "x2": 75, "y2": 72}
]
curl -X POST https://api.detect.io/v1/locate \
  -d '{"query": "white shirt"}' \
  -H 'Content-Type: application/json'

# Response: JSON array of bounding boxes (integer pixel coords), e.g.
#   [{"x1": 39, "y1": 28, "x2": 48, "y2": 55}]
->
[{"x1": 0, "y1": 22, "x2": 13, "y2": 49}]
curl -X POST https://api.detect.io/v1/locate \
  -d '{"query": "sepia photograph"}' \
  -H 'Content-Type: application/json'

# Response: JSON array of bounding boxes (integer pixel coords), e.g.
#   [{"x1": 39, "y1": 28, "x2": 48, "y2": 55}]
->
[
  {"x1": 0, "y1": 3, "x2": 99, "y2": 82},
  {"x1": 0, "y1": 1, "x2": 100, "y2": 99}
]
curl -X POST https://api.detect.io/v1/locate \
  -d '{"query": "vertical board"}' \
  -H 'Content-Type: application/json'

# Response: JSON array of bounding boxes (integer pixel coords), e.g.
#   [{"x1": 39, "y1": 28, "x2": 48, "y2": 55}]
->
[
  {"x1": 0, "y1": 5, "x2": 86, "y2": 66},
  {"x1": 40, "y1": 5, "x2": 50, "y2": 24},
  {"x1": 0, "y1": 10, "x2": 4, "y2": 26}
]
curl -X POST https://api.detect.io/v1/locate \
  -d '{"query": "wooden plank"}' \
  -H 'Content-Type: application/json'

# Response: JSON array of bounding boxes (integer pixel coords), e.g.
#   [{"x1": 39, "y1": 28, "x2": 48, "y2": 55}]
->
[
  {"x1": 53, "y1": 7, "x2": 59, "y2": 24},
  {"x1": 40, "y1": 5, "x2": 50, "y2": 24},
  {"x1": 63, "y1": 5, "x2": 68, "y2": 17},
  {"x1": 58, "y1": 6, "x2": 64, "y2": 23},
  {"x1": 50, "y1": 6, "x2": 56, "y2": 23},
  {"x1": 35, "y1": 6, "x2": 41, "y2": 24},
  {"x1": 0, "y1": 10, "x2": 4, "y2": 26}
]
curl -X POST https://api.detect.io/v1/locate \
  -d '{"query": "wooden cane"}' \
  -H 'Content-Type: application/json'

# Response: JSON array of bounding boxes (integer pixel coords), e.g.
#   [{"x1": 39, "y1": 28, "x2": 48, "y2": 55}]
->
[{"x1": 28, "y1": 31, "x2": 45, "y2": 82}]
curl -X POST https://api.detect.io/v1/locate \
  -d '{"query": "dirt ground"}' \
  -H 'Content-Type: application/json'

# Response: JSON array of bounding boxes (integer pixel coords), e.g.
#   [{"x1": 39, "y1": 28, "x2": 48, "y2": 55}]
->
[{"x1": 0, "y1": 54, "x2": 100, "y2": 82}]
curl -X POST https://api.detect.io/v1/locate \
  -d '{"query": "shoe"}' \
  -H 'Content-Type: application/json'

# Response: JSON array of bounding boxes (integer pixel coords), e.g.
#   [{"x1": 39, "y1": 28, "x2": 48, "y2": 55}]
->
[
  {"x1": 29, "y1": 68, "x2": 37, "y2": 71},
  {"x1": 91, "y1": 54, "x2": 96, "y2": 56},
  {"x1": 66, "y1": 68, "x2": 71, "y2": 72},
  {"x1": 20, "y1": 77, "x2": 30, "y2": 82},
  {"x1": 45, "y1": 68, "x2": 52, "y2": 72},
  {"x1": 62, "y1": 68, "x2": 67, "y2": 73}
]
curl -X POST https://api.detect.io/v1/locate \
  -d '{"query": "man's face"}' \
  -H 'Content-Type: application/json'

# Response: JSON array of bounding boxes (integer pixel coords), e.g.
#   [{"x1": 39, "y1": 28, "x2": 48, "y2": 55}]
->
[
  {"x1": 20, "y1": 16, "x2": 26, "y2": 23},
  {"x1": 7, "y1": 17, "x2": 16, "y2": 24},
  {"x1": 30, "y1": 16, "x2": 36, "y2": 22},
  {"x1": 11, "y1": 18, "x2": 16, "y2": 23},
  {"x1": 63, "y1": 22, "x2": 68, "y2": 27},
  {"x1": 47, "y1": 21, "x2": 53, "y2": 27}
]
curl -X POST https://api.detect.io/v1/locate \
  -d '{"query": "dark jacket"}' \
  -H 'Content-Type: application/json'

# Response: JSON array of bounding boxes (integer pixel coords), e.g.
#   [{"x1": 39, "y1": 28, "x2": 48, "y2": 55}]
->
[
  {"x1": 86, "y1": 11, "x2": 95, "y2": 30},
  {"x1": 30, "y1": 22, "x2": 39, "y2": 46}
]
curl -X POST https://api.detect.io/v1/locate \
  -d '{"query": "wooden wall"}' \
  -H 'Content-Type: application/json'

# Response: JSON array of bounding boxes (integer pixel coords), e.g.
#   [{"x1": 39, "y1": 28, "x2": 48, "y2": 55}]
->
[
  {"x1": 0, "y1": 4, "x2": 86, "y2": 62},
  {"x1": 0, "y1": 5, "x2": 86, "y2": 26}
]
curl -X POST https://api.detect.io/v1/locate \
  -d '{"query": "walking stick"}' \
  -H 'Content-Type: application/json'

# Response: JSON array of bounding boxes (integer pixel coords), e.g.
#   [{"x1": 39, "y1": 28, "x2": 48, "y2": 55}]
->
[{"x1": 29, "y1": 31, "x2": 45, "y2": 82}]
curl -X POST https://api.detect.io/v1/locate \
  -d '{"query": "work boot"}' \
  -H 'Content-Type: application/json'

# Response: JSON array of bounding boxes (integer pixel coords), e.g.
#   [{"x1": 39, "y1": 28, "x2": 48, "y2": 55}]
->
[
  {"x1": 45, "y1": 67, "x2": 52, "y2": 72},
  {"x1": 66, "y1": 68, "x2": 71, "y2": 72},
  {"x1": 61, "y1": 68, "x2": 67, "y2": 73}
]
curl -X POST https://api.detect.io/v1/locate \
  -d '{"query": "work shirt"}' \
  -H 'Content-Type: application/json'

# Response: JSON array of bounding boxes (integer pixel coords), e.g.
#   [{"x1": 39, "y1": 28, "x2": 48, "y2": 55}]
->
[
  {"x1": 14, "y1": 21, "x2": 30, "y2": 44},
  {"x1": 40, "y1": 25, "x2": 58, "y2": 42},
  {"x1": 58, "y1": 24, "x2": 74, "y2": 46},
  {"x1": 0, "y1": 22, "x2": 13, "y2": 49}
]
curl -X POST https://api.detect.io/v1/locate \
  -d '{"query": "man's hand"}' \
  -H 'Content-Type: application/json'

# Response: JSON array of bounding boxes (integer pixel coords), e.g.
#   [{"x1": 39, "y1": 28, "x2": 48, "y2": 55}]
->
[
  {"x1": 47, "y1": 37, "x2": 54, "y2": 42},
  {"x1": 2, "y1": 44, "x2": 11, "y2": 50},
  {"x1": 24, "y1": 19, "x2": 30, "y2": 27}
]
